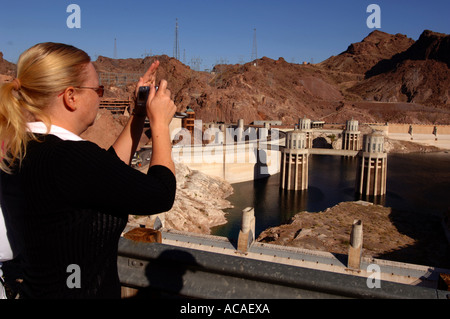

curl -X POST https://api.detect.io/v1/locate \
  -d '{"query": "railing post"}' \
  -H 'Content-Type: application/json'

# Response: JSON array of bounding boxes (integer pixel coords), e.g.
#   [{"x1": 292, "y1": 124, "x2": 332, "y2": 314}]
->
[
  {"x1": 348, "y1": 219, "x2": 363, "y2": 270},
  {"x1": 147, "y1": 213, "x2": 165, "y2": 230},
  {"x1": 237, "y1": 207, "x2": 255, "y2": 253}
]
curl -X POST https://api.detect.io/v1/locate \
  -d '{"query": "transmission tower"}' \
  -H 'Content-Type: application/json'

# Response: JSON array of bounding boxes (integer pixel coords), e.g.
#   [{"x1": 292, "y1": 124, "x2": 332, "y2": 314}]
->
[
  {"x1": 141, "y1": 49, "x2": 152, "y2": 58},
  {"x1": 190, "y1": 57, "x2": 202, "y2": 71},
  {"x1": 114, "y1": 38, "x2": 117, "y2": 59},
  {"x1": 173, "y1": 18, "x2": 180, "y2": 60},
  {"x1": 251, "y1": 28, "x2": 258, "y2": 62}
]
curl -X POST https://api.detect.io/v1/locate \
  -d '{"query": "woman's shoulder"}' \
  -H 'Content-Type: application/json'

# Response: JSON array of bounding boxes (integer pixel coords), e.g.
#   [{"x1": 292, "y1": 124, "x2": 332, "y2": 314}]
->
[
  {"x1": 25, "y1": 134, "x2": 113, "y2": 169},
  {"x1": 29, "y1": 134, "x2": 105, "y2": 153}
]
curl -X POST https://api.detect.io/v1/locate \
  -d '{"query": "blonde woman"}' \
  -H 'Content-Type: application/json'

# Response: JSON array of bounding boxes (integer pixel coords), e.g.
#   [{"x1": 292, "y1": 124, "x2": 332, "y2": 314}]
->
[{"x1": 0, "y1": 43, "x2": 176, "y2": 299}]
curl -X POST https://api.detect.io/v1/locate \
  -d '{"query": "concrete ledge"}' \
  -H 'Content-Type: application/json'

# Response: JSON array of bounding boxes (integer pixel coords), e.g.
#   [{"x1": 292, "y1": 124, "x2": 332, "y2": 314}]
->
[{"x1": 157, "y1": 229, "x2": 450, "y2": 288}]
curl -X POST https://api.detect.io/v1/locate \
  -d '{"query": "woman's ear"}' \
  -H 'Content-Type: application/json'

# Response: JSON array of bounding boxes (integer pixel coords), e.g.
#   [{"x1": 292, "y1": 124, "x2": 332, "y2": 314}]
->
[{"x1": 62, "y1": 87, "x2": 77, "y2": 112}]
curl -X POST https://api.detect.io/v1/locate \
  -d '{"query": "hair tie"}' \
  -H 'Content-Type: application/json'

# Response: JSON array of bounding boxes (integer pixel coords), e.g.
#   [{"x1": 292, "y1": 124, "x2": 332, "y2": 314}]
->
[{"x1": 12, "y1": 78, "x2": 21, "y2": 91}]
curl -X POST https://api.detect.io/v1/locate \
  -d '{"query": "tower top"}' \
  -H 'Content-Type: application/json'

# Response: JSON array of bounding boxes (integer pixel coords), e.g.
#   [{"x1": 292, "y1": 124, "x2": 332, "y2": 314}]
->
[
  {"x1": 346, "y1": 119, "x2": 359, "y2": 132},
  {"x1": 298, "y1": 118, "x2": 311, "y2": 130},
  {"x1": 286, "y1": 130, "x2": 307, "y2": 150},
  {"x1": 364, "y1": 132, "x2": 385, "y2": 153}
]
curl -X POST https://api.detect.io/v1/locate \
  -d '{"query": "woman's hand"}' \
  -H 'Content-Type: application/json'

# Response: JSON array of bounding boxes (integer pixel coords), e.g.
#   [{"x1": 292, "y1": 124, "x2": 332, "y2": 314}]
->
[
  {"x1": 112, "y1": 60, "x2": 160, "y2": 164},
  {"x1": 147, "y1": 80, "x2": 176, "y2": 129},
  {"x1": 134, "y1": 60, "x2": 160, "y2": 114},
  {"x1": 147, "y1": 79, "x2": 176, "y2": 175}
]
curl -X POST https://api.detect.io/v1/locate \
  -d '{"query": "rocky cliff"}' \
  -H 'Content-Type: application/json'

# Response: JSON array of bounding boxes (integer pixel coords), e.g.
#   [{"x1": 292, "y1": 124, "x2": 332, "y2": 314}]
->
[
  {"x1": 319, "y1": 30, "x2": 415, "y2": 75},
  {"x1": 128, "y1": 163, "x2": 233, "y2": 235},
  {"x1": 349, "y1": 30, "x2": 450, "y2": 107}
]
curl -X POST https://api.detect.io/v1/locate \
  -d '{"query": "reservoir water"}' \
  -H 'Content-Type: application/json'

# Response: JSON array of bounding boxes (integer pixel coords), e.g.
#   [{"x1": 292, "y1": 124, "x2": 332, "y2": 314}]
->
[{"x1": 211, "y1": 152, "x2": 450, "y2": 240}]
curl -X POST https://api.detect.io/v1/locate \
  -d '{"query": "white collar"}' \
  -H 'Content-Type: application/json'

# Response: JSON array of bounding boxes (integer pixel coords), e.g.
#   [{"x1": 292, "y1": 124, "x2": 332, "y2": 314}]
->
[{"x1": 27, "y1": 122, "x2": 84, "y2": 142}]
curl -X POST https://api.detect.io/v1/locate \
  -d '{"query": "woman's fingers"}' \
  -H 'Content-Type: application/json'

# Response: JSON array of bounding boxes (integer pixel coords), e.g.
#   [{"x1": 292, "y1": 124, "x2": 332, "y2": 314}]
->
[
  {"x1": 142, "y1": 60, "x2": 160, "y2": 86},
  {"x1": 147, "y1": 80, "x2": 176, "y2": 127},
  {"x1": 156, "y1": 79, "x2": 168, "y2": 95},
  {"x1": 135, "y1": 60, "x2": 160, "y2": 97}
]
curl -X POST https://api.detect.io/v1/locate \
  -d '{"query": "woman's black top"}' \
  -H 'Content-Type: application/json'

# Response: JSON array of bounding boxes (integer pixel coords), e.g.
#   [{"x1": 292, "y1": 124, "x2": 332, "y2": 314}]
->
[{"x1": 0, "y1": 134, "x2": 176, "y2": 299}]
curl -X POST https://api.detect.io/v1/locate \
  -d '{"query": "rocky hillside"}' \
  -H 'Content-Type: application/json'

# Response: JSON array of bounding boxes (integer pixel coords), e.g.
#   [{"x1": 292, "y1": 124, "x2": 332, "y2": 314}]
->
[
  {"x1": 318, "y1": 30, "x2": 415, "y2": 75},
  {"x1": 92, "y1": 54, "x2": 345, "y2": 124},
  {"x1": 92, "y1": 29, "x2": 450, "y2": 125},
  {"x1": 349, "y1": 30, "x2": 450, "y2": 108}
]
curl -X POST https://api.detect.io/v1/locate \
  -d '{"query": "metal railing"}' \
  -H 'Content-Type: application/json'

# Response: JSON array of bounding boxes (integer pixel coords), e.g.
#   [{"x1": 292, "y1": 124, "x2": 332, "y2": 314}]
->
[{"x1": 117, "y1": 237, "x2": 449, "y2": 299}]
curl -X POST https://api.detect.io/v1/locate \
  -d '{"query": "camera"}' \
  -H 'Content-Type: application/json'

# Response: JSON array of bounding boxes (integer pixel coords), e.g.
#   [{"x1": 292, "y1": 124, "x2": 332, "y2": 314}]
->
[
  {"x1": 137, "y1": 86, "x2": 161, "y2": 107},
  {"x1": 136, "y1": 86, "x2": 150, "y2": 108},
  {"x1": 136, "y1": 85, "x2": 187, "y2": 118}
]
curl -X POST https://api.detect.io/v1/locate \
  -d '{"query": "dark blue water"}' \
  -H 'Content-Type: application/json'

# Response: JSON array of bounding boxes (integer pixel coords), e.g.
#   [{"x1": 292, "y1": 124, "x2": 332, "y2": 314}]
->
[{"x1": 211, "y1": 152, "x2": 450, "y2": 239}]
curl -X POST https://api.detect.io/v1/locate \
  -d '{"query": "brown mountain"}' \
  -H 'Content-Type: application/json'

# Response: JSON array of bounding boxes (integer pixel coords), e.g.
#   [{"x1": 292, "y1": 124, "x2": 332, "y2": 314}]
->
[
  {"x1": 318, "y1": 30, "x2": 415, "y2": 75},
  {"x1": 349, "y1": 30, "x2": 450, "y2": 108},
  {"x1": 93, "y1": 54, "x2": 211, "y2": 101},
  {"x1": 92, "y1": 29, "x2": 450, "y2": 125},
  {"x1": 181, "y1": 57, "x2": 344, "y2": 124},
  {"x1": 94, "y1": 55, "x2": 345, "y2": 124},
  {"x1": 366, "y1": 30, "x2": 450, "y2": 78}
]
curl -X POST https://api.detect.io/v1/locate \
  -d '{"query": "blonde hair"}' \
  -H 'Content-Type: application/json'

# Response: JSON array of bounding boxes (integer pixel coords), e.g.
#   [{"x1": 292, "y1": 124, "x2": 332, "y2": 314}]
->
[{"x1": 0, "y1": 42, "x2": 91, "y2": 173}]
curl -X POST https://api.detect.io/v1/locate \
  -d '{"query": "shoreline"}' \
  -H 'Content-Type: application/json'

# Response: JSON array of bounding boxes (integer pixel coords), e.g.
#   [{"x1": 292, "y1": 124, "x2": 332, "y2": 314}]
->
[{"x1": 385, "y1": 136, "x2": 450, "y2": 153}]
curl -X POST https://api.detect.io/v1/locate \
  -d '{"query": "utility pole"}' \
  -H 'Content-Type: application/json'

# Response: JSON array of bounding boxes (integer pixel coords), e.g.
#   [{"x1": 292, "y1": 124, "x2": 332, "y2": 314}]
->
[{"x1": 173, "y1": 18, "x2": 180, "y2": 60}]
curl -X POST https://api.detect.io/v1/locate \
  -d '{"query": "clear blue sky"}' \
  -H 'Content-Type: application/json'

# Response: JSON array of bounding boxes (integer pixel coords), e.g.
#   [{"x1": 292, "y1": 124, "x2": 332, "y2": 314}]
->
[{"x1": 0, "y1": 0, "x2": 449, "y2": 70}]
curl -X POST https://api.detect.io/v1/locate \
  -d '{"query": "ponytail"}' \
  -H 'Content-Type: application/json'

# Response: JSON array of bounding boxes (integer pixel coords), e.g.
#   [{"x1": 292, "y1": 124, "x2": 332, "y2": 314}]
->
[
  {"x1": 0, "y1": 81, "x2": 32, "y2": 173},
  {"x1": 0, "y1": 42, "x2": 91, "y2": 173}
]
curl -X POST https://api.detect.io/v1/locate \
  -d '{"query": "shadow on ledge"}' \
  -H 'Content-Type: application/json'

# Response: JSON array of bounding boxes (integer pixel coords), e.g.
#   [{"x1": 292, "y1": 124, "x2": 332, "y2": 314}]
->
[
  {"x1": 129, "y1": 249, "x2": 199, "y2": 299},
  {"x1": 375, "y1": 207, "x2": 450, "y2": 269}
]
